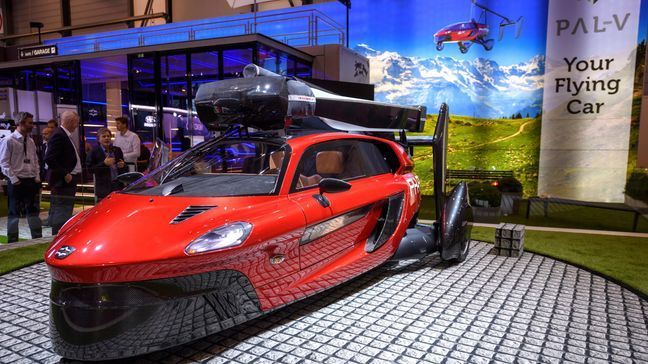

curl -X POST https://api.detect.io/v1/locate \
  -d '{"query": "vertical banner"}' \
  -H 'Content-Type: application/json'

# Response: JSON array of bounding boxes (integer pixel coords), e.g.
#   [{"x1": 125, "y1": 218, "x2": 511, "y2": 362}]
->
[{"x1": 539, "y1": 0, "x2": 641, "y2": 202}]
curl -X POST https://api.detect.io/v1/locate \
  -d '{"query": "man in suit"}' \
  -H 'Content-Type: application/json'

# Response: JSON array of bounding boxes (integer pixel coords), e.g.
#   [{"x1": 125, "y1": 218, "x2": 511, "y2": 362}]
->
[
  {"x1": 45, "y1": 111, "x2": 81, "y2": 235},
  {"x1": 86, "y1": 128, "x2": 128, "y2": 202},
  {"x1": 37, "y1": 126, "x2": 53, "y2": 226},
  {"x1": 0, "y1": 112, "x2": 42, "y2": 243},
  {"x1": 37, "y1": 126, "x2": 52, "y2": 184}
]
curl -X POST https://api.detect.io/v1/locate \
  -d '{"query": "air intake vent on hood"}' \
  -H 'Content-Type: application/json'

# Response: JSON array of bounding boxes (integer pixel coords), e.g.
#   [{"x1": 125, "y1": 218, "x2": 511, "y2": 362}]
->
[{"x1": 171, "y1": 206, "x2": 216, "y2": 224}]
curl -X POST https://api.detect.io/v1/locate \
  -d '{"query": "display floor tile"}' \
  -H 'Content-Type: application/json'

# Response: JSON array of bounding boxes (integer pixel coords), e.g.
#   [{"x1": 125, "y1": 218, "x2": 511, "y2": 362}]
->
[{"x1": 0, "y1": 242, "x2": 646, "y2": 363}]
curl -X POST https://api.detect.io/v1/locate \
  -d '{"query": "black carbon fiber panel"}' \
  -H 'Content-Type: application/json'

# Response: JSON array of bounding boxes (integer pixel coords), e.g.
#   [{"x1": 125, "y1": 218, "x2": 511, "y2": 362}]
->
[{"x1": 50, "y1": 270, "x2": 261, "y2": 361}]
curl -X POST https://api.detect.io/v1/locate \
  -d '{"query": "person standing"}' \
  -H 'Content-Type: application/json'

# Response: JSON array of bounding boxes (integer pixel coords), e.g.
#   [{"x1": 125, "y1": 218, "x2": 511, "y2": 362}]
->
[
  {"x1": 0, "y1": 112, "x2": 43, "y2": 243},
  {"x1": 38, "y1": 126, "x2": 53, "y2": 226},
  {"x1": 86, "y1": 128, "x2": 128, "y2": 202},
  {"x1": 113, "y1": 116, "x2": 140, "y2": 172},
  {"x1": 47, "y1": 119, "x2": 58, "y2": 129},
  {"x1": 37, "y1": 126, "x2": 52, "y2": 182},
  {"x1": 45, "y1": 111, "x2": 81, "y2": 235}
]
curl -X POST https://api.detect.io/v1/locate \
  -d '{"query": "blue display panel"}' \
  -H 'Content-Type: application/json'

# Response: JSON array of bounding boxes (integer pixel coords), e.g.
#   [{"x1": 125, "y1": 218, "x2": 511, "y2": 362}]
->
[
  {"x1": 130, "y1": 54, "x2": 158, "y2": 146},
  {"x1": 187, "y1": 50, "x2": 220, "y2": 144},
  {"x1": 223, "y1": 48, "x2": 253, "y2": 79},
  {"x1": 80, "y1": 56, "x2": 129, "y2": 145},
  {"x1": 161, "y1": 54, "x2": 190, "y2": 153}
]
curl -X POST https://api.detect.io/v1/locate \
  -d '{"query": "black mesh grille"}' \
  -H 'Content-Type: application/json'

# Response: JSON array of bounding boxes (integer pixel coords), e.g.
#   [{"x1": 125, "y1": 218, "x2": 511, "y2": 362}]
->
[
  {"x1": 50, "y1": 270, "x2": 261, "y2": 361},
  {"x1": 171, "y1": 206, "x2": 216, "y2": 224}
]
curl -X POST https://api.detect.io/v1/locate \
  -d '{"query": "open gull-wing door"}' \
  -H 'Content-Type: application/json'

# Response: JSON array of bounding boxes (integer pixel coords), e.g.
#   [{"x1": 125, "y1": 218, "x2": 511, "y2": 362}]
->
[{"x1": 391, "y1": 104, "x2": 473, "y2": 263}]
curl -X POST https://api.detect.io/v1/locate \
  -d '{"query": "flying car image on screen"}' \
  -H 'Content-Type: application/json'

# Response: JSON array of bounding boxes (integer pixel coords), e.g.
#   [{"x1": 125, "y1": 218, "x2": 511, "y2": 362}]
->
[
  {"x1": 434, "y1": 0, "x2": 523, "y2": 53},
  {"x1": 45, "y1": 64, "x2": 473, "y2": 361}
]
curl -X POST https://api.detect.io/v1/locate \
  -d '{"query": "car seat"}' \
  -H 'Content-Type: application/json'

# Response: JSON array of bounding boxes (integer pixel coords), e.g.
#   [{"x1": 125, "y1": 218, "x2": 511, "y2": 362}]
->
[
  {"x1": 242, "y1": 157, "x2": 259, "y2": 173},
  {"x1": 266, "y1": 150, "x2": 285, "y2": 174},
  {"x1": 297, "y1": 150, "x2": 343, "y2": 188}
]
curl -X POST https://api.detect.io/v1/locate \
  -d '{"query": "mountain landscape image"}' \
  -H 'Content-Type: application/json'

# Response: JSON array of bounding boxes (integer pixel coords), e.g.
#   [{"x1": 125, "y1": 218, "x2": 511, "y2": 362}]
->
[
  {"x1": 352, "y1": 44, "x2": 545, "y2": 196},
  {"x1": 354, "y1": 44, "x2": 545, "y2": 118}
]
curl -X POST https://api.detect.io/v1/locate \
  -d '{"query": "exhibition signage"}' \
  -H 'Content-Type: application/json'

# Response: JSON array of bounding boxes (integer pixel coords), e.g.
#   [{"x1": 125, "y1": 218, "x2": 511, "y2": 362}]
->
[
  {"x1": 538, "y1": 0, "x2": 641, "y2": 202},
  {"x1": 144, "y1": 115, "x2": 158, "y2": 128},
  {"x1": 18, "y1": 45, "x2": 58, "y2": 60}
]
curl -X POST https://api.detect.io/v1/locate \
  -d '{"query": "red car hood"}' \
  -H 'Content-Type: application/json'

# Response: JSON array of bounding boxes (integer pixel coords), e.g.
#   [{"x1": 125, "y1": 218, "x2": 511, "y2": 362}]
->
[{"x1": 45, "y1": 192, "x2": 284, "y2": 270}]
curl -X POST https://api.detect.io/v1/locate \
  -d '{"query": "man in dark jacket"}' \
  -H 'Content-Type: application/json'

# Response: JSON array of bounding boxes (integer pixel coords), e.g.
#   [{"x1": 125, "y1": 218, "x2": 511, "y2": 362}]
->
[
  {"x1": 37, "y1": 126, "x2": 52, "y2": 185},
  {"x1": 86, "y1": 128, "x2": 128, "y2": 202},
  {"x1": 37, "y1": 126, "x2": 53, "y2": 227},
  {"x1": 45, "y1": 111, "x2": 81, "y2": 235}
]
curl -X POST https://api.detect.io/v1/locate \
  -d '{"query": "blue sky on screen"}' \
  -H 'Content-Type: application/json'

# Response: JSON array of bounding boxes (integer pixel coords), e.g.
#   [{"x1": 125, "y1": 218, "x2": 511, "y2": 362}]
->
[
  {"x1": 640, "y1": 0, "x2": 648, "y2": 42},
  {"x1": 344, "y1": 0, "x2": 549, "y2": 65}
]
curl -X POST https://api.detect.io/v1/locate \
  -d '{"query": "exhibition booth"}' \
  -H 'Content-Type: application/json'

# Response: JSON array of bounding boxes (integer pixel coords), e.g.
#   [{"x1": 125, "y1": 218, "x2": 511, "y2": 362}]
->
[{"x1": 0, "y1": 0, "x2": 646, "y2": 363}]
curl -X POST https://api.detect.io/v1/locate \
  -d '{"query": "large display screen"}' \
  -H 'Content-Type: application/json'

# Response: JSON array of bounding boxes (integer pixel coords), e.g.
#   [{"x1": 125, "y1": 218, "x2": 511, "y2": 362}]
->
[{"x1": 314, "y1": 0, "x2": 648, "y2": 202}]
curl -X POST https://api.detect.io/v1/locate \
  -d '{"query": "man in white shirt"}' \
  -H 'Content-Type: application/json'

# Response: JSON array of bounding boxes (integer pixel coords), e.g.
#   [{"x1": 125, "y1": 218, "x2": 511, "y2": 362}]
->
[
  {"x1": 113, "y1": 116, "x2": 140, "y2": 172},
  {"x1": 0, "y1": 112, "x2": 43, "y2": 243},
  {"x1": 44, "y1": 111, "x2": 82, "y2": 235}
]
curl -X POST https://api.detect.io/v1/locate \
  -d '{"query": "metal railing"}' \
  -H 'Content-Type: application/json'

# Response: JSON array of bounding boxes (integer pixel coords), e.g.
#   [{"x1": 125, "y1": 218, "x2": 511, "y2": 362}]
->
[
  {"x1": 45, "y1": 8, "x2": 345, "y2": 56},
  {"x1": 0, "y1": 13, "x2": 168, "y2": 42}
]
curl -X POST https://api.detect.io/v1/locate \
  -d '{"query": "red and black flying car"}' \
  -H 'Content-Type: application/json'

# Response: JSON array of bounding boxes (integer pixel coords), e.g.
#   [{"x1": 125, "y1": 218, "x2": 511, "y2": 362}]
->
[
  {"x1": 45, "y1": 65, "x2": 472, "y2": 361},
  {"x1": 434, "y1": 1, "x2": 523, "y2": 54},
  {"x1": 434, "y1": 20, "x2": 493, "y2": 54}
]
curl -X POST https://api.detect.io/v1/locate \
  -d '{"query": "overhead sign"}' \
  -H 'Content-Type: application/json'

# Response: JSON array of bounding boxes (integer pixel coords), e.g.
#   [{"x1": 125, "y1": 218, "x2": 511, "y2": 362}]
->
[
  {"x1": 18, "y1": 45, "x2": 58, "y2": 60},
  {"x1": 538, "y1": 0, "x2": 641, "y2": 202}
]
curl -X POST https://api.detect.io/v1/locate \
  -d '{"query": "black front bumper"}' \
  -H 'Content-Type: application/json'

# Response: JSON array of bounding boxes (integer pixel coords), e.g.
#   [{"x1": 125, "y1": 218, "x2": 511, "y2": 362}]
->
[{"x1": 50, "y1": 270, "x2": 261, "y2": 361}]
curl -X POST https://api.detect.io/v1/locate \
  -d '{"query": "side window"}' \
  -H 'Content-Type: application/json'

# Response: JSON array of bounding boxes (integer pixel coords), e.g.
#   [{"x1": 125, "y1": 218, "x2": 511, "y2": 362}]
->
[
  {"x1": 293, "y1": 140, "x2": 396, "y2": 190},
  {"x1": 195, "y1": 142, "x2": 283, "y2": 175},
  {"x1": 357, "y1": 141, "x2": 396, "y2": 175}
]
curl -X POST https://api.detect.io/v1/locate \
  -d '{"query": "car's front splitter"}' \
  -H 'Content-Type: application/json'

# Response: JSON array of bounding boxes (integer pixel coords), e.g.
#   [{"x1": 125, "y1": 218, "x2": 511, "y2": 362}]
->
[{"x1": 50, "y1": 269, "x2": 261, "y2": 361}]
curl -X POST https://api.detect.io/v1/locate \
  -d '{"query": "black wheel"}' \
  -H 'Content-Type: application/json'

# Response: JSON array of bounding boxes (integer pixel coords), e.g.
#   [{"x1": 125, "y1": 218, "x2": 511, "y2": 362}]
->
[
  {"x1": 436, "y1": 41, "x2": 444, "y2": 51},
  {"x1": 450, "y1": 236, "x2": 470, "y2": 263},
  {"x1": 438, "y1": 182, "x2": 472, "y2": 264},
  {"x1": 439, "y1": 228, "x2": 470, "y2": 264},
  {"x1": 458, "y1": 43, "x2": 469, "y2": 54}
]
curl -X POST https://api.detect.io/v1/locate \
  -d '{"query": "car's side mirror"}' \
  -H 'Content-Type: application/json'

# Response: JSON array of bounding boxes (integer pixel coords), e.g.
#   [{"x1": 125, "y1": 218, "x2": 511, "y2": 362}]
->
[
  {"x1": 319, "y1": 178, "x2": 351, "y2": 194},
  {"x1": 115, "y1": 171, "x2": 144, "y2": 185},
  {"x1": 313, "y1": 178, "x2": 351, "y2": 208}
]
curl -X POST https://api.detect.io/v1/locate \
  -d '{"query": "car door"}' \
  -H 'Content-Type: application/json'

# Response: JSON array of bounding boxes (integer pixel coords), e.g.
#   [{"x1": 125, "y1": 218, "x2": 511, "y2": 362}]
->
[{"x1": 289, "y1": 139, "x2": 404, "y2": 270}]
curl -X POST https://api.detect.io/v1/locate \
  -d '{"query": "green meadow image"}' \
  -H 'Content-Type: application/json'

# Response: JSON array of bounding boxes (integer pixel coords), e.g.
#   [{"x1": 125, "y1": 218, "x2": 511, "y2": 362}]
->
[{"x1": 414, "y1": 115, "x2": 541, "y2": 196}]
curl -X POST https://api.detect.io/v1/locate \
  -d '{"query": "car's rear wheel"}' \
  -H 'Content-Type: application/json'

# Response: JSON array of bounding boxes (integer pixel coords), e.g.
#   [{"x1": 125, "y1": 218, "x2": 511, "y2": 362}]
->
[{"x1": 449, "y1": 235, "x2": 470, "y2": 263}]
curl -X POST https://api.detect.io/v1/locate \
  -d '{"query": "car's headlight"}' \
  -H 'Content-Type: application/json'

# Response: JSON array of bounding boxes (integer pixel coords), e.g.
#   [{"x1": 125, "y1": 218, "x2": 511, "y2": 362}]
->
[{"x1": 185, "y1": 222, "x2": 252, "y2": 255}]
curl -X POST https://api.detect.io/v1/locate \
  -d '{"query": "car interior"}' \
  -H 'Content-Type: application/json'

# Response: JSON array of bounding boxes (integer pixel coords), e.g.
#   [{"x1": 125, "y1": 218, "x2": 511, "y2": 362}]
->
[{"x1": 296, "y1": 142, "x2": 367, "y2": 189}]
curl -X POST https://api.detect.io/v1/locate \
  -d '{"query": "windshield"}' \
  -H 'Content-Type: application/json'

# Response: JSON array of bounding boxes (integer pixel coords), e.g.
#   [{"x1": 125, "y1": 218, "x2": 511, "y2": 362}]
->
[
  {"x1": 442, "y1": 22, "x2": 474, "y2": 32},
  {"x1": 123, "y1": 139, "x2": 287, "y2": 197}
]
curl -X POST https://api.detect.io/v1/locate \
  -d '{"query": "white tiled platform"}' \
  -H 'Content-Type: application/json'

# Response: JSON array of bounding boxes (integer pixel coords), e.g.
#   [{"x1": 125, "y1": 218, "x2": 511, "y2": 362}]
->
[{"x1": 0, "y1": 242, "x2": 646, "y2": 363}]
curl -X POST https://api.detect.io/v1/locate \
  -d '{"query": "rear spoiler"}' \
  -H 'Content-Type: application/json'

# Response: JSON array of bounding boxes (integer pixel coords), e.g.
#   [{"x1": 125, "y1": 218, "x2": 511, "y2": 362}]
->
[
  {"x1": 306, "y1": 84, "x2": 426, "y2": 132},
  {"x1": 194, "y1": 64, "x2": 426, "y2": 132}
]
